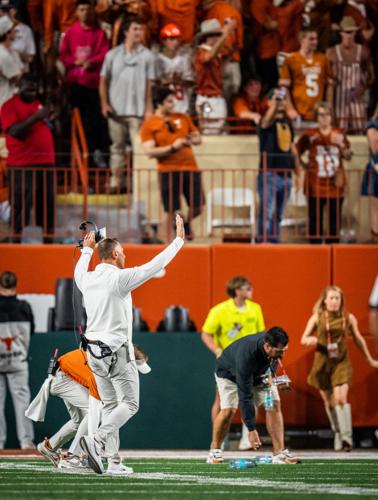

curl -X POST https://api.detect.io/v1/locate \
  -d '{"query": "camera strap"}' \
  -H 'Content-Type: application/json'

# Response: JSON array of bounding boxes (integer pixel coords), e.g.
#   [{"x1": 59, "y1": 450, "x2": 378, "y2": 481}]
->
[{"x1": 86, "y1": 340, "x2": 113, "y2": 360}]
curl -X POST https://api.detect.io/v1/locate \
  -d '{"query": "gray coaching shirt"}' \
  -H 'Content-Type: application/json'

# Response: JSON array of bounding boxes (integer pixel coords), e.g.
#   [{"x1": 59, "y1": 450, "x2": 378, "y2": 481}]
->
[{"x1": 100, "y1": 44, "x2": 155, "y2": 118}]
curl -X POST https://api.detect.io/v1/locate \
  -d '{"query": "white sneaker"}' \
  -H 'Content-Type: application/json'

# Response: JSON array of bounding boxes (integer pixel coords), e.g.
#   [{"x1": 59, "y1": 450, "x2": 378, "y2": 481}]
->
[
  {"x1": 272, "y1": 449, "x2": 301, "y2": 464},
  {"x1": 206, "y1": 449, "x2": 224, "y2": 464},
  {"x1": 21, "y1": 441, "x2": 36, "y2": 450},
  {"x1": 37, "y1": 438, "x2": 59, "y2": 467},
  {"x1": 80, "y1": 436, "x2": 104, "y2": 474},
  {"x1": 58, "y1": 453, "x2": 89, "y2": 470},
  {"x1": 106, "y1": 462, "x2": 134, "y2": 476}
]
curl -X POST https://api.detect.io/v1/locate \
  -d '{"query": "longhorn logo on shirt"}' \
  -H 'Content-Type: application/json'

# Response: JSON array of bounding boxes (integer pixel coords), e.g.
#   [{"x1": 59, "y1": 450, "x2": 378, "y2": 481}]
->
[{"x1": 0, "y1": 337, "x2": 16, "y2": 351}]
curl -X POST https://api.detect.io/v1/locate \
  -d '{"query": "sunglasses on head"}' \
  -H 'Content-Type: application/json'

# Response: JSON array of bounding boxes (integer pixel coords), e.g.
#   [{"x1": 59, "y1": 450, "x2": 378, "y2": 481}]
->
[{"x1": 165, "y1": 120, "x2": 176, "y2": 133}]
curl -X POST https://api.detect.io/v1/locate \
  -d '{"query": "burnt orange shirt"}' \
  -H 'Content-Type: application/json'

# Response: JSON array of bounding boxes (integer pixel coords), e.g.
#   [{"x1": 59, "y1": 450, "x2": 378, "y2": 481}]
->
[
  {"x1": 58, "y1": 349, "x2": 100, "y2": 401},
  {"x1": 203, "y1": 1, "x2": 243, "y2": 62},
  {"x1": 233, "y1": 96, "x2": 263, "y2": 117},
  {"x1": 276, "y1": 0, "x2": 304, "y2": 53},
  {"x1": 44, "y1": 0, "x2": 77, "y2": 51},
  {"x1": 152, "y1": 0, "x2": 200, "y2": 44},
  {"x1": 140, "y1": 113, "x2": 198, "y2": 172},
  {"x1": 296, "y1": 128, "x2": 349, "y2": 198},
  {"x1": 194, "y1": 46, "x2": 223, "y2": 97},
  {"x1": 250, "y1": 0, "x2": 280, "y2": 60},
  {"x1": 279, "y1": 51, "x2": 329, "y2": 120}
]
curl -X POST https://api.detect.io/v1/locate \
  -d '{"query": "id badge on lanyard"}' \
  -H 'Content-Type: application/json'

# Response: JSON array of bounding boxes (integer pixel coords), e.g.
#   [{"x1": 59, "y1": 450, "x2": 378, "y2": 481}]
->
[{"x1": 325, "y1": 311, "x2": 345, "y2": 359}]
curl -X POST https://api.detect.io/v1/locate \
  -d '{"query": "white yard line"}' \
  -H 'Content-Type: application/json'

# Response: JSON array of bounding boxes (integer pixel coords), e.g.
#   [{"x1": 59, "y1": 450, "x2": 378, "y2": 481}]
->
[
  {"x1": 0, "y1": 463, "x2": 377, "y2": 497},
  {"x1": 1, "y1": 450, "x2": 377, "y2": 460}
]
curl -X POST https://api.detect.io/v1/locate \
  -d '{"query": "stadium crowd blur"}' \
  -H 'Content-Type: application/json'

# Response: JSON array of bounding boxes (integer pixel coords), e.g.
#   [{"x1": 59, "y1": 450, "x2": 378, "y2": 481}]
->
[{"x1": 0, "y1": 0, "x2": 377, "y2": 243}]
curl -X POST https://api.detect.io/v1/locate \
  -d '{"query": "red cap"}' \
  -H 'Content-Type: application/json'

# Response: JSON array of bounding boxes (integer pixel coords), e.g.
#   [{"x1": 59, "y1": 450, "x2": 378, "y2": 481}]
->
[{"x1": 160, "y1": 23, "x2": 182, "y2": 39}]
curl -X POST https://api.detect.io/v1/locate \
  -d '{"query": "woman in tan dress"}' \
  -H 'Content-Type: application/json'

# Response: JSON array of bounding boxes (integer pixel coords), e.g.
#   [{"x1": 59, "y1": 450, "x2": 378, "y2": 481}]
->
[{"x1": 301, "y1": 286, "x2": 378, "y2": 451}]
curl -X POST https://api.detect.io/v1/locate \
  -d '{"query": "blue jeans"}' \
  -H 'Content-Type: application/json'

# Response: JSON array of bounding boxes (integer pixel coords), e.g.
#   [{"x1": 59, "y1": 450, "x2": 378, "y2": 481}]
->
[{"x1": 258, "y1": 171, "x2": 292, "y2": 243}]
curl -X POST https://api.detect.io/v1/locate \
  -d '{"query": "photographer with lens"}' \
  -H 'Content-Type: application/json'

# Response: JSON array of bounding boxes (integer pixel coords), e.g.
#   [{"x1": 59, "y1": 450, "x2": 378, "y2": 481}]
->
[
  {"x1": 257, "y1": 87, "x2": 301, "y2": 243},
  {"x1": 74, "y1": 214, "x2": 185, "y2": 475}
]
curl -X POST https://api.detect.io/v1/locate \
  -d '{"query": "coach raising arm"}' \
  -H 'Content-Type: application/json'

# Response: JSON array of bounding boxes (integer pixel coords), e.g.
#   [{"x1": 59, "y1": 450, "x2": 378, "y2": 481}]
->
[{"x1": 74, "y1": 214, "x2": 185, "y2": 475}]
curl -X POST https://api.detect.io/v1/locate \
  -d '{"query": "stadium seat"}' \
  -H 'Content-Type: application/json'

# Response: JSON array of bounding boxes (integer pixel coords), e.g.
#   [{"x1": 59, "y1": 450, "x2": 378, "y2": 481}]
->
[
  {"x1": 207, "y1": 188, "x2": 255, "y2": 241},
  {"x1": 157, "y1": 306, "x2": 197, "y2": 332},
  {"x1": 47, "y1": 278, "x2": 86, "y2": 332}
]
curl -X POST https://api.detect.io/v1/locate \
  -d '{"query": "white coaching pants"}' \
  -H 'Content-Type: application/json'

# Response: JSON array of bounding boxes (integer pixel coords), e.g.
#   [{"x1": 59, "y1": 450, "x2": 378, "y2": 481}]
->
[
  {"x1": 0, "y1": 368, "x2": 34, "y2": 448},
  {"x1": 87, "y1": 344, "x2": 139, "y2": 461},
  {"x1": 49, "y1": 370, "x2": 89, "y2": 455}
]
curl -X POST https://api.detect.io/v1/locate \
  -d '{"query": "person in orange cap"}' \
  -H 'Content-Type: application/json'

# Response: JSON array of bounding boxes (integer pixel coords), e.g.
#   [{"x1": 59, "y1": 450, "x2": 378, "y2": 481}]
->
[{"x1": 156, "y1": 23, "x2": 194, "y2": 114}]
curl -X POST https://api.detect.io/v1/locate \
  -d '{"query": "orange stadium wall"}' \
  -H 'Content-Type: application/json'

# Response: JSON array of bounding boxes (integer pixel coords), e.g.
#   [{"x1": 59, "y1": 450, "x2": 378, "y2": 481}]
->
[{"x1": 0, "y1": 243, "x2": 377, "y2": 427}]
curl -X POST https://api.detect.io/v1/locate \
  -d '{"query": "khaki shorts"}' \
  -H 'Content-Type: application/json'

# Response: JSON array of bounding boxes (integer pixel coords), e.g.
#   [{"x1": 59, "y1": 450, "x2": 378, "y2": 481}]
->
[{"x1": 215, "y1": 374, "x2": 280, "y2": 410}]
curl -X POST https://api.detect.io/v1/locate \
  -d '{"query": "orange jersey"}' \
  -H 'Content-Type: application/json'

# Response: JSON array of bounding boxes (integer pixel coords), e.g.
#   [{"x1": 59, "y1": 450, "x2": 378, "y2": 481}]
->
[
  {"x1": 152, "y1": 0, "x2": 200, "y2": 44},
  {"x1": 203, "y1": 1, "x2": 243, "y2": 62},
  {"x1": 58, "y1": 349, "x2": 100, "y2": 401},
  {"x1": 296, "y1": 128, "x2": 349, "y2": 198},
  {"x1": 43, "y1": 0, "x2": 77, "y2": 51},
  {"x1": 140, "y1": 113, "x2": 198, "y2": 172},
  {"x1": 279, "y1": 52, "x2": 329, "y2": 120},
  {"x1": 250, "y1": 0, "x2": 280, "y2": 59},
  {"x1": 233, "y1": 96, "x2": 264, "y2": 117}
]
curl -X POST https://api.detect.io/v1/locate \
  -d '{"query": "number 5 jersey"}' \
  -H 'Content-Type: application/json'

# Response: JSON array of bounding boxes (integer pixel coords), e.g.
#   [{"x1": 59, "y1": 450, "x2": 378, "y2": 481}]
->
[{"x1": 279, "y1": 52, "x2": 330, "y2": 121}]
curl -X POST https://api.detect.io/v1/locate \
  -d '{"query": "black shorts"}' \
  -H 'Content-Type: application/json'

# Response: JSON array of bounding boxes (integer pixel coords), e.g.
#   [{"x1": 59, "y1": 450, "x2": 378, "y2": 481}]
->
[{"x1": 160, "y1": 171, "x2": 204, "y2": 214}]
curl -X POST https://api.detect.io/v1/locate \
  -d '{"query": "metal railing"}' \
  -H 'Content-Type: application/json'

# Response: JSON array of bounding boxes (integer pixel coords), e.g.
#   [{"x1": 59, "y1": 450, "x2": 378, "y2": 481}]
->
[{"x1": 0, "y1": 163, "x2": 374, "y2": 245}]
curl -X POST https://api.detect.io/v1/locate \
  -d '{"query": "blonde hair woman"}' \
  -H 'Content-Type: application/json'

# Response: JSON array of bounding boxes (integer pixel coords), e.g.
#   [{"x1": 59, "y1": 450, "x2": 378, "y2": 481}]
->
[{"x1": 301, "y1": 286, "x2": 378, "y2": 451}]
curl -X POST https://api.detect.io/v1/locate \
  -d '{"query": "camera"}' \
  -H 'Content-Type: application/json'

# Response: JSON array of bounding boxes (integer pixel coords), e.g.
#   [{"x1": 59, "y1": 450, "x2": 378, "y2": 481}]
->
[
  {"x1": 77, "y1": 220, "x2": 106, "y2": 248},
  {"x1": 275, "y1": 87, "x2": 287, "y2": 101}
]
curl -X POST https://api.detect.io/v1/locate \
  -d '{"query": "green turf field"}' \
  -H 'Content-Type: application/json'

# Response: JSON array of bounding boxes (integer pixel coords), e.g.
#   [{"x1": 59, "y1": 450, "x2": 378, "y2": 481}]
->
[{"x1": 0, "y1": 458, "x2": 377, "y2": 500}]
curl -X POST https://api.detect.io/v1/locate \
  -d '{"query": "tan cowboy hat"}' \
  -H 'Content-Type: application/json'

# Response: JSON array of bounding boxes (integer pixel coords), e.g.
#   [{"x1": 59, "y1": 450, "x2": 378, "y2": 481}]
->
[
  {"x1": 338, "y1": 16, "x2": 359, "y2": 32},
  {"x1": 195, "y1": 18, "x2": 222, "y2": 44}
]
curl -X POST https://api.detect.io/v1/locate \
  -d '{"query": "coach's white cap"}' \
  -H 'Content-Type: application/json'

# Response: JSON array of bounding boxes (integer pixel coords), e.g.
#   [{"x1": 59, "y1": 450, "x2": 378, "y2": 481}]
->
[{"x1": 136, "y1": 360, "x2": 151, "y2": 374}]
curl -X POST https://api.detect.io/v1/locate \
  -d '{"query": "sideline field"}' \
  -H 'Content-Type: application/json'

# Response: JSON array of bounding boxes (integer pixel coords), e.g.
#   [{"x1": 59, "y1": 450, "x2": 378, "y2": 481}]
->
[{"x1": 0, "y1": 451, "x2": 377, "y2": 500}]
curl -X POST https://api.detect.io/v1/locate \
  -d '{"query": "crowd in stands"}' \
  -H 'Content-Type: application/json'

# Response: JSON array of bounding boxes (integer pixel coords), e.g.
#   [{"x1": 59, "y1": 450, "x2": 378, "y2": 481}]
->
[
  {"x1": 0, "y1": 0, "x2": 377, "y2": 243},
  {"x1": 0, "y1": 0, "x2": 376, "y2": 133}
]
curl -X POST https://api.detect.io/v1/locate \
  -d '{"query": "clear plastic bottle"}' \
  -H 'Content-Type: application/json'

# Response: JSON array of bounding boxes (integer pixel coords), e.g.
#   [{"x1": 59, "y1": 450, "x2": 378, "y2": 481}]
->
[
  {"x1": 254, "y1": 456, "x2": 273, "y2": 464},
  {"x1": 229, "y1": 459, "x2": 257, "y2": 469},
  {"x1": 263, "y1": 388, "x2": 274, "y2": 411}
]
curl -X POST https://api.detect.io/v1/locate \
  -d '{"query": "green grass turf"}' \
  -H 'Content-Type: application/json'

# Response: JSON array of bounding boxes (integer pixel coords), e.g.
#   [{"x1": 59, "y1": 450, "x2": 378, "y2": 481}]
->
[{"x1": 0, "y1": 458, "x2": 377, "y2": 500}]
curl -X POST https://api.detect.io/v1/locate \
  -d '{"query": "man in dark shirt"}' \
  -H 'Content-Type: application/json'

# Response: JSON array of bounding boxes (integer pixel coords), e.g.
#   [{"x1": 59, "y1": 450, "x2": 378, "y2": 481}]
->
[
  {"x1": 0, "y1": 271, "x2": 35, "y2": 449},
  {"x1": 207, "y1": 326, "x2": 298, "y2": 464},
  {"x1": 257, "y1": 88, "x2": 300, "y2": 243}
]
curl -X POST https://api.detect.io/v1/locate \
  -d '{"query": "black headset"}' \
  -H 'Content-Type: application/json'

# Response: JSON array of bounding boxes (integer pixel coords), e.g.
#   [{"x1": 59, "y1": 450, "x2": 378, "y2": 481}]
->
[{"x1": 77, "y1": 220, "x2": 104, "y2": 248}]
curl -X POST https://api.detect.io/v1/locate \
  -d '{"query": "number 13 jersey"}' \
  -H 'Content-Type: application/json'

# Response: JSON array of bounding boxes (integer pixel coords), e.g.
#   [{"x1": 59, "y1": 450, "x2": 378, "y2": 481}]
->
[{"x1": 279, "y1": 52, "x2": 329, "y2": 121}]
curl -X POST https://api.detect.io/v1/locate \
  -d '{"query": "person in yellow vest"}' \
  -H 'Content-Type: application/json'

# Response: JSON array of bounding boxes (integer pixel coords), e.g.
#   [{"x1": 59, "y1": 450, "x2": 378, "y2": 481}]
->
[{"x1": 201, "y1": 275, "x2": 297, "y2": 462}]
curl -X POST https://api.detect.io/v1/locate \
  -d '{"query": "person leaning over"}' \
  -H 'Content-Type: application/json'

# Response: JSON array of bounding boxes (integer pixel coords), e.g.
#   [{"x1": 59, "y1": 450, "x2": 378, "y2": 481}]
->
[
  {"x1": 75, "y1": 214, "x2": 185, "y2": 476},
  {"x1": 207, "y1": 327, "x2": 299, "y2": 465},
  {"x1": 201, "y1": 275, "x2": 265, "y2": 451},
  {"x1": 301, "y1": 286, "x2": 378, "y2": 451},
  {"x1": 0, "y1": 271, "x2": 35, "y2": 450},
  {"x1": 141, "y1": 86, "x2": 203, "y2": 242}
]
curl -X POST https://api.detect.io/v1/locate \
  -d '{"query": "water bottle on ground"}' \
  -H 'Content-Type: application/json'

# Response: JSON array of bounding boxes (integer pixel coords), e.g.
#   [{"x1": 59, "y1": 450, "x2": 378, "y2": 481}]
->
[
  {"x1": 264, "y1": 388, "x2": 274, "y2": 411},
  {"x1": 254, "y1": 456, "x2": 273, "y2": 464},
  {"x1": 229, "y1": 459, "x2": 257, "y2": 469}
]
